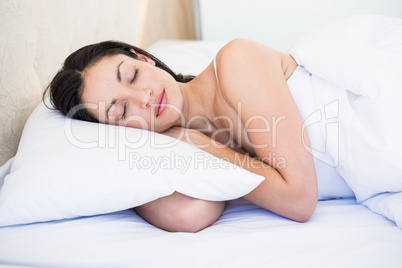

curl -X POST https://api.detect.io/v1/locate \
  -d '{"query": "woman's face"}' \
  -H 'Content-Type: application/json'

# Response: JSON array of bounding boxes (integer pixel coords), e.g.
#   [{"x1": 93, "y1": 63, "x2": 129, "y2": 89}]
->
[{"x1": 81, "y1": 52, "x2": 184, "y2": 133}]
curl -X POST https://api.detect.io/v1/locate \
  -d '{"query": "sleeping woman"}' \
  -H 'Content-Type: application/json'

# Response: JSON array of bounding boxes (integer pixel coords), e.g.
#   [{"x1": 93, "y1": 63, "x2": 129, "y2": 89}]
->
[{"x1": 44, "y1": 39, "x2": 399, "y2": 232}]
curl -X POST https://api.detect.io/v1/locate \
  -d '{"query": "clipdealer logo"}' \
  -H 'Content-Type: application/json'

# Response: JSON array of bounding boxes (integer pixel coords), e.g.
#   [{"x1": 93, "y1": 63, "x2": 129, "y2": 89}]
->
[
  {"x1": 63, "y1": 100, "x2": 339, "y2": 168},
  {"x1": 302, "y1": 100, "x2": 339, "y2": 167}
]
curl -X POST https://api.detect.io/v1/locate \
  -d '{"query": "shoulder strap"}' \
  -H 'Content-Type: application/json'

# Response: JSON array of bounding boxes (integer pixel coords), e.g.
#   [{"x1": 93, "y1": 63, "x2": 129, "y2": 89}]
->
[{"x1": 213, "y1": 56, "x2": 220, "y2": 86}]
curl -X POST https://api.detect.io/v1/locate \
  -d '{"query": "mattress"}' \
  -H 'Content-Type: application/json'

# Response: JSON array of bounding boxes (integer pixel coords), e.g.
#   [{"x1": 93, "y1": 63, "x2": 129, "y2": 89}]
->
[{"x1": 1, "y1": 198, "x2": 401, "y2": 267}]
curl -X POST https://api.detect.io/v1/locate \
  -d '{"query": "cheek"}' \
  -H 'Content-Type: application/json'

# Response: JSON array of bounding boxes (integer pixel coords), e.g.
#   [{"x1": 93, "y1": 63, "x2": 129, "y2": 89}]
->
[{"x1": 124, "y1": 113, "x2": 152, "y2": 130}]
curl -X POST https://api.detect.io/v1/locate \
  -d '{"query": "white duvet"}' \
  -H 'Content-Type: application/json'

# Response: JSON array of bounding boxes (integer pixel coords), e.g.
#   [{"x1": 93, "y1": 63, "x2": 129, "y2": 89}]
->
[{"x1": 289, "y1": 15, "x2": 402, "y2": 227}]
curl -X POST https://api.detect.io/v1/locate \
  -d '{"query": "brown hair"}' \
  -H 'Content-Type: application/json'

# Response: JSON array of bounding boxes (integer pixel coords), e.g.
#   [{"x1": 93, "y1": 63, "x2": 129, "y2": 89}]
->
[{"x1": 43, "y1": 40, "x2": 194, "y2": 122}]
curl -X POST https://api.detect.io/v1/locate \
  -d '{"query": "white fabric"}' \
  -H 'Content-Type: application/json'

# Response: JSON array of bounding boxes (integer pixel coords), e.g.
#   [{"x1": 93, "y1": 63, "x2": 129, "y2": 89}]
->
[
  {"x1": 0, "y1": 198, "x2": 401, "y2": 267},
  {"x1": 287, "y1": 66, "x2": 355, "y2": 200},
  {"x1": 0, "y1": 100, "x2": 263, "y2": 227},
  {"x1": 289, "y1": 14, "x2": 402, "y2": 101},
  {"x1": 0, "y1": 157, "x2": 13, "y2": 191},
  {"x1": 289, "y1": 15, "x2": 402, "y2": 227}
]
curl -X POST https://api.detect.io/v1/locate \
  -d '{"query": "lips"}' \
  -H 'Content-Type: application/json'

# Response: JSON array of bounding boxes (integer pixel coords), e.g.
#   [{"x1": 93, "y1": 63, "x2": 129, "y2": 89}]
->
[{"x1": 154, "y1": 89, "x2": 167, "y2": 117}]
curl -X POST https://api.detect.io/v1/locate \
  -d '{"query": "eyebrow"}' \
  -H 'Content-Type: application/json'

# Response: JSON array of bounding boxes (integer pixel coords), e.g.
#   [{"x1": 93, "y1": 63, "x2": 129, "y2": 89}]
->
[
  {"x1": 117, "y1": 61, "x2": 124, "y2": 82},
  {"x1": 107, "y1": 60, "x2": 124, "y2": 119},
  {"x1": 106, "y1": 99, "x2": 117, "y2": 120}
]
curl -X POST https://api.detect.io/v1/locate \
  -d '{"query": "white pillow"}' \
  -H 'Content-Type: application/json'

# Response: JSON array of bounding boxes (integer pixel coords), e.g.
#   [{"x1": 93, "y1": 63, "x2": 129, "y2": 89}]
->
[
  {"x1": 0, "y1": 100, "x2": 264, "y2": 227},
  {"x1": 147, "y1": 40, "x2": 226, "y2": 76}
]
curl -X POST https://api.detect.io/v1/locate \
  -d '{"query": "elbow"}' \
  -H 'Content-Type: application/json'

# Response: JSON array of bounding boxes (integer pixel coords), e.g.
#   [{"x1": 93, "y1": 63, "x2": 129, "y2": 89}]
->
[
  {"x1": 289, "y1": 176, "x2": 318, "y2": 223},
  {"x1": 173, "y1": 200, "x2": 225, "y2": 233},
  {"x1": 292, "y1": 206, "x2": 315, "y2": 223},
  {"x1": 291, "y1": 191, "x2": 318, "y2": 223}
]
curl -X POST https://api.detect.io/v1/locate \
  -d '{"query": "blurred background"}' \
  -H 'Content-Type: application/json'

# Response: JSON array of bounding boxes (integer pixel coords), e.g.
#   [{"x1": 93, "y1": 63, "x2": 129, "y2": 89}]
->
[{"x1": 4, "y1": 0, "x2": 401, "y2": 50}]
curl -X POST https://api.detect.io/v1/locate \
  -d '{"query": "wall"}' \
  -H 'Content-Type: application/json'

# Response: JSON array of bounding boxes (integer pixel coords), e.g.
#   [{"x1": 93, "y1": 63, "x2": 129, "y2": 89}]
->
[
  {"x1": 138, "y1": 0, "x2": 196, "y2": 48},
  {"x1": 0, "y1": 0, "x2": 139, "y2": 165},
  {"x1": 198, "y1": 0, "x2": 402, "y2": 52}
]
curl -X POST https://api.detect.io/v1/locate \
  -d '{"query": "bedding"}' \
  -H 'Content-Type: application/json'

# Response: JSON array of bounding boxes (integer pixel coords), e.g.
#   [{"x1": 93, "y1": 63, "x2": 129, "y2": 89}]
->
[
  {"x1": 1, "y1": 0, "x2": 402, "y2": 266},
  {"x1": 0, "y1": 35, "x2": 365, "y2": 227},
  {"x1": 1, "y1": 198, "x2": 402, "y2": 267},
  {"x1": 288, "y1": 15, "x2": 402, "y2": 227},
  {"x1": 0, "y1": 14, "x2": 402, "y2": 268},
  {"x1": 0, "y1": 99, "x2": 264, "y2": 227},
  {"x1": 1, "y1": 15, "x2": 402, "y2": 228},
  {"x1": 289, "y1": 14, "x2": 402, "y2": 101}
]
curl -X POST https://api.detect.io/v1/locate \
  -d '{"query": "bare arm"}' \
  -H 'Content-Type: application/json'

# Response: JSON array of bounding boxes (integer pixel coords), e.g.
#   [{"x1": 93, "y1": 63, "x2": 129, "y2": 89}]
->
[
  {"x1": 162, "y1": 126, "x2": 316, "y2": 222},
  {"x1": 214, "y1": 39, "x2": 317, "y2": 222},
  {"x1": 162, "y1": 39, "x2": 318, "y2": 222}
]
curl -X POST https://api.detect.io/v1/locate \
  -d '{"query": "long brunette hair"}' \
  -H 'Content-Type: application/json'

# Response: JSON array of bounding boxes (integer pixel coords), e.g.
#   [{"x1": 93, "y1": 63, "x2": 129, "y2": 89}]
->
[{"x1": 43, "y1": 40, "x2": 194, "y2": 122}]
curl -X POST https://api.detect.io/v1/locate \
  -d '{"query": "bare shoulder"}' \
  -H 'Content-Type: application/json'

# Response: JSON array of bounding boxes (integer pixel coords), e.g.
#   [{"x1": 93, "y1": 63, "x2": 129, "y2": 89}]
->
[
  {"x1": 212, "y1": 38, "x2": 316, "y2": 176},
  {"x1": 213, "y1": 39, "x2": 297, "y2": 114},
  {"x1": 216, "y1": 38, "x2": 282, "y2": 61},
  {"x1": 215, "y1": 39, "x2": 297, "y2": 85}
]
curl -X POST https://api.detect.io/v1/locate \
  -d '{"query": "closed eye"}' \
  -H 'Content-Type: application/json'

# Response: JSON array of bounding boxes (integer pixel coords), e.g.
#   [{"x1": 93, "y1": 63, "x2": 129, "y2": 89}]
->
[
  {"x1": 130, "y1": 68, "x2": 138, "y2": 84},
  {"x1": 120, "y1": 102, "x2": 127, "y2": 121}
]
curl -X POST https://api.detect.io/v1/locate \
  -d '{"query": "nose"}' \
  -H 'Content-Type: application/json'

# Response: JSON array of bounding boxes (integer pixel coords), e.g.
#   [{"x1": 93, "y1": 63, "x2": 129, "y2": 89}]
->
[{"x1": 131, "y1": 87, "x2": 152, "y2": 109}]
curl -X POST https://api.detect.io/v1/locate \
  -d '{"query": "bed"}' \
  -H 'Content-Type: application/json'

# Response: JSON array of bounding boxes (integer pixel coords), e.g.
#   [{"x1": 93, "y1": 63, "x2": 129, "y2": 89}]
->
[
  {"x1": 1, "y1": 1, "x2": 402, "y2": 267},
  {"x1": 1, "y1": 198, "x2": 402, "y2": 267}
]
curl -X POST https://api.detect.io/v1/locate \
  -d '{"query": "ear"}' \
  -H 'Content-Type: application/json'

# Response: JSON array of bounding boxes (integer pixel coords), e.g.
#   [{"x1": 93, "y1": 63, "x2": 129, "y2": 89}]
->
[{"x1": 129, "y1": 48, "x2": 156, "y2": 66}]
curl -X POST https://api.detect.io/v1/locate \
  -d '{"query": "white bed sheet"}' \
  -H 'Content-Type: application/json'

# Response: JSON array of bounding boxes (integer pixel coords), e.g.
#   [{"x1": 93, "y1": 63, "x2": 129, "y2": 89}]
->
[{"x1": 1, "y1": 198, "x2": 401, "y2": 268}]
